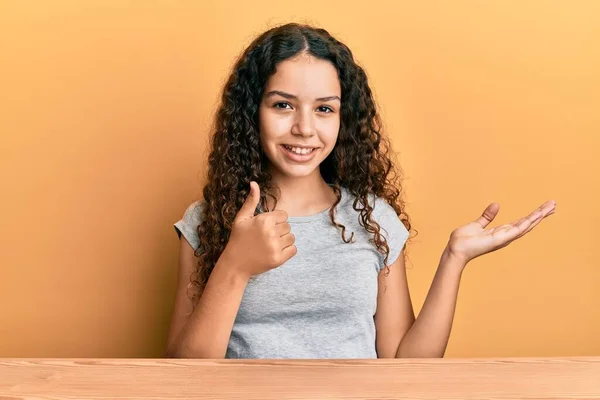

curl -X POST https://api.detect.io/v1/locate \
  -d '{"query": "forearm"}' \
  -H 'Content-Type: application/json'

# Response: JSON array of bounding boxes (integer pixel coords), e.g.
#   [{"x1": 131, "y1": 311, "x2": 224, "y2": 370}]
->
[
  {"x1": 396, "y1": 248, "x2": 466, "y2": 358},
  {"x1": 166, "y1": 254, "x2": 248, "y2": 358}
]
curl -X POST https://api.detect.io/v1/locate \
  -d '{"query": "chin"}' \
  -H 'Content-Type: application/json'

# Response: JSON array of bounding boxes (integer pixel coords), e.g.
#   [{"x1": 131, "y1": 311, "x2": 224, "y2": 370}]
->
[
  {"x1": 267, "y1": 160, "x2": 320, "y2": 179},
  {"x1": 279, "y1": 165, "x2": 319, "y2": 178}
]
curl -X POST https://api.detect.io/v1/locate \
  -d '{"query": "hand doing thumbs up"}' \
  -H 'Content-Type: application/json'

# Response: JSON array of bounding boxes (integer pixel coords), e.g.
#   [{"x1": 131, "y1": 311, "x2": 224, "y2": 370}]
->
[{"x1": 222, "y1": 182, "x2": 297, "y2": 279}]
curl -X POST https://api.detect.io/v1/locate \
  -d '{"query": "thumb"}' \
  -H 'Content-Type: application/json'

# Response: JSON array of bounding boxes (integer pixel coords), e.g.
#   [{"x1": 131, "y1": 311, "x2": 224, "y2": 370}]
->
[
  {"x1": 474, "y1": 203, "x2": 500, "y2": 228},
  {"x1": 235, "y1": 181, "x2": 260, "y2": 222}
]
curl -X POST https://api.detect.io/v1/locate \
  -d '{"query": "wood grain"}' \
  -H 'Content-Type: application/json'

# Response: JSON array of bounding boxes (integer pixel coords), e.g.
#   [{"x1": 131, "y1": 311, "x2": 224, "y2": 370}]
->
[{"x1": 1, "y1": 357, "x2": 599, "y2": 399}]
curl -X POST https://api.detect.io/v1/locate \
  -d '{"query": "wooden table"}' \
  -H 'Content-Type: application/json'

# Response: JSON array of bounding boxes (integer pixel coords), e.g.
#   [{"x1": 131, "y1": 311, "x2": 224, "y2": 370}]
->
[{"x1": 1, "y1": 357, "x2": 599, "y2": 399}]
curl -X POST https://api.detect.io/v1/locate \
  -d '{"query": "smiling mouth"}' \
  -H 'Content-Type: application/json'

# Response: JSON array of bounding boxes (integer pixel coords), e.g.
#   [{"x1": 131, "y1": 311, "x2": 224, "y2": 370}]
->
[{"x1": 281, "y1": 145, "x2": 317, "y2": 155}]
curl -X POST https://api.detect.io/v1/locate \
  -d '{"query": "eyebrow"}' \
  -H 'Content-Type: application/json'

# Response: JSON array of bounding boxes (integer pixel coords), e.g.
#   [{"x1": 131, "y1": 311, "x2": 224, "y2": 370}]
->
[{"x1": 264, "y1": 90, "x2": 341, "y2": 102}]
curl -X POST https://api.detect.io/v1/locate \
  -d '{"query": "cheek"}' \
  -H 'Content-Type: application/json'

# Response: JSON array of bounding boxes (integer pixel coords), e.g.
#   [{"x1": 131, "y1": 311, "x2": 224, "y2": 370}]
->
[
  {"x1": 259, "y1": 112, "x2": 290, "y2": 144},
  {"x1": 320, "y1": 118, "x2": 340, "y2": 146}
]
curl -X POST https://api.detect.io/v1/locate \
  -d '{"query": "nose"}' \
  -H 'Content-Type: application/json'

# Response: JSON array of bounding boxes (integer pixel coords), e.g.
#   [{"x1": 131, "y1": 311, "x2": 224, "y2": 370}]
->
[{"x1": 291, "y1": 109, "x2": 316, "y2": 137}]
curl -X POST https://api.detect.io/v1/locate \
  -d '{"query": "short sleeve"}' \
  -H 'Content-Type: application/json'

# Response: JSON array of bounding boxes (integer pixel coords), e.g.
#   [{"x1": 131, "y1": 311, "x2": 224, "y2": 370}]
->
[
  {"x1": 372, "y1": 197, "x2": 410, "y2": 269},
  {"x1": 174, "y1": 200, "x2": 204, "y2": 251}
]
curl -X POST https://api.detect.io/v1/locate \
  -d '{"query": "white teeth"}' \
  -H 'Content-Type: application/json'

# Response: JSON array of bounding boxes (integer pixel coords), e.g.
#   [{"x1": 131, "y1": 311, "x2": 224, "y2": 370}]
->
[{"x1": 285, "y1": 146, "x2": 314, "y2": 155}]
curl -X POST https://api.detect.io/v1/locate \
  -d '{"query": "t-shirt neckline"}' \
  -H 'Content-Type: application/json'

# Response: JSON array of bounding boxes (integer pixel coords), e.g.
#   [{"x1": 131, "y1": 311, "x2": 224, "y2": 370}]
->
[{"x1": 258, "y1": 185, "x2": 347, "y2": 224}]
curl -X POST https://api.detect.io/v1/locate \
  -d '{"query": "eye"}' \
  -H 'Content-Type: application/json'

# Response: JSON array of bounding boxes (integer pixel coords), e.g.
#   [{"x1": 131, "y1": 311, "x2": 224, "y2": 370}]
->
[
  {"x1": 317, "y1": 106, "x2": 334, "y2": 113},
  {"x1": 274, "y1": 102, "x2": 292, "y2": 110}
]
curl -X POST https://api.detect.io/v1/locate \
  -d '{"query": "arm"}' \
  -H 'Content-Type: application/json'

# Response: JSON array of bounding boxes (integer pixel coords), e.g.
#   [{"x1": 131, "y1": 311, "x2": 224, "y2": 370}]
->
[
  {"x1": 395, "y1": 248, "x2": 464, "y2": 358},
  {"x1": 374, "y1": 250, "x2": 415, "y2": 358},
  {"x1": 375, "y1": 247, "x2": 466, "y2": 359},
  {"x1": 165, "y1": 237, "x2": 248, "y2": 358},
  {"x1": 376, "y1": 199, "x2": 555, "y2": 358},
  {"x1": 166, "y1": 182, "x2": 297, "y2": 358}
]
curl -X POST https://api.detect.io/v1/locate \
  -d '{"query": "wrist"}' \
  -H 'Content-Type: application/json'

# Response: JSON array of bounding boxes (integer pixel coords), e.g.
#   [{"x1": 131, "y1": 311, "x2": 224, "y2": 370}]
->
[
  {"x1": 214, "y1": 250, "x2": 250, "y2": 285},
  {"x1": 441, "y1": 246, "x2": 468, "y2": 274}
]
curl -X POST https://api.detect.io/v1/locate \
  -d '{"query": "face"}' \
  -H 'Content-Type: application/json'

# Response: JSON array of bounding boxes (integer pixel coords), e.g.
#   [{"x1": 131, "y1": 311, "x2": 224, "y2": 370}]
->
[{"x1": 258, "y1": 54, "x2": 341, "y2": 180}]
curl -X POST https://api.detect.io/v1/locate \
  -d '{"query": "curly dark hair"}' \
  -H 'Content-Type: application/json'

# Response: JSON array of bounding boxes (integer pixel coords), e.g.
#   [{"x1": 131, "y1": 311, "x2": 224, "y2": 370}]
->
[{"x1": 189, "y1": 23, "x2": 414, "y2": 306}]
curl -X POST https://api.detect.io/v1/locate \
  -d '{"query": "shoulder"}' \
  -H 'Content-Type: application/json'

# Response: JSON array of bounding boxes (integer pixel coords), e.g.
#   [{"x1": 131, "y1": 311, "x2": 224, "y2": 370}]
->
[
  {"x1": 370, "y1": 194, "x2": 408, "y2": 236},
  {"x1": 182, "y1": 200, "x2": 205, "y2": 221},
  {"x1": 340, "y1": 187, "x2": 400, "y2": 221},
  {"x1": 371, "y1": 195, "x2": 409, "y2": 267},
  {"x1": 341, "y1": 187, "x2": 410, "y2": 266},
  {"x1": 174, "y1": 200, "x2": 206, "y2": 251}
]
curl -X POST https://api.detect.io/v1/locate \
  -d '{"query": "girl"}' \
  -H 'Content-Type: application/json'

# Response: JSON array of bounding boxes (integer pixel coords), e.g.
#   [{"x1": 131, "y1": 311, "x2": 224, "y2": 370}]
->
[{"x1": 166, "y1": 23, "x2": 555, "y2": 359}]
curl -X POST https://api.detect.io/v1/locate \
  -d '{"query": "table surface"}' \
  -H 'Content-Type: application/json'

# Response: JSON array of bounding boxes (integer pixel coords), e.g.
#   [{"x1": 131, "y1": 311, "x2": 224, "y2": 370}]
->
[{"x1": 1, "y1": 357, "x2": 600, "y2": 399}]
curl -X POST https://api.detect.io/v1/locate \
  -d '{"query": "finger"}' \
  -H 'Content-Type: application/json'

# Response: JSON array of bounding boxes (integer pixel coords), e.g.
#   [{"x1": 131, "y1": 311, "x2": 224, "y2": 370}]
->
[
  {"x1": 280, "y1": 232, "x2": 295, "y2": 249},
  {"x1": 536, "y1": 200, "x2": 556, "y2": 217},
  {"x1": 491, "y1": 215, "x2": 534, "y2": 242},
  {"x1": 280, "y1": 244, "x2": 298, "y2": 263},
  {"x1": 508, "y1": 200, "x2": 551, "y2": 227},
  {"x1": 489, "y1": 201, "x2": 555, "y2": 245},
  {"x1": 274, "y1": 222, "x2": 291, "y2": 237},
  {"x1": 510, "y1": 215, "x2": 529, "y2": 227},
  {"x1": 510, "y1": 210, "x2": 542, "y2": 228},
  {"x1": 517, "y1": 211, "x2": 541, "y2": 230},
  {"x1": 544, "y1": 202, "x2": 556, "y2": 216},
  {"x1": 235, "y1": 181, "x2": 261, "y2": 222},
  {"x1": 474, "y1": 203, "x2": 500, "y2": 229},
  {"x1": 514, "y1": 213, "x2": 545, "y2": 239},
  {"x1": 268, "y1": 209, "x2": 289, "y2": 224},
  {"x1": 514, "y1": 206, "x2": 555, "y2": 239},
  {"x1": 497, "y1": 207, "x2": 547, "y2": 241}
]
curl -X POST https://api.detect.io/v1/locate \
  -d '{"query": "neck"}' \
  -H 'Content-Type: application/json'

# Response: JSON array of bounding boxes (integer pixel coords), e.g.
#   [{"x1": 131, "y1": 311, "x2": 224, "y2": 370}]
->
[{"x1": 266, "y1": 168, "x2": 336, "y2": 217}]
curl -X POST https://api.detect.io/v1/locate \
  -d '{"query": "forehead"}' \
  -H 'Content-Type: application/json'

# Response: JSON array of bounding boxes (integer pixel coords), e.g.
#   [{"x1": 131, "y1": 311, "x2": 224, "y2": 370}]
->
[{"x1": 264, "y1": 54, "x2": 341, "y2": 97}]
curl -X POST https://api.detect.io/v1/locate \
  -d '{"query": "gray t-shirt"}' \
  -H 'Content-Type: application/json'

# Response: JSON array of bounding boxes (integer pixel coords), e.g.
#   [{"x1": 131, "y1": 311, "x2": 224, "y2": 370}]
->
[{"x1": 174, "y1": 186, "x2": 409, "y2": 359}]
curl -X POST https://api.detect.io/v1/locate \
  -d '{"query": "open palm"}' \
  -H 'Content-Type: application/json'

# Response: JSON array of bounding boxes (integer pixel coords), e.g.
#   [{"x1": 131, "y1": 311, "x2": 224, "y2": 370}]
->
[{"x1": 447, "y1": 200, "x2": 556, "y2": 263}]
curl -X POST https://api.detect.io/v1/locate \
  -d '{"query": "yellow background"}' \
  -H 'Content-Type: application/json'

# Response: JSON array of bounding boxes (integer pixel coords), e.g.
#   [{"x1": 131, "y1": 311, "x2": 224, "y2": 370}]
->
[{"x1": 1, "y1": 0, "x2": 598, "y2": 357}]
